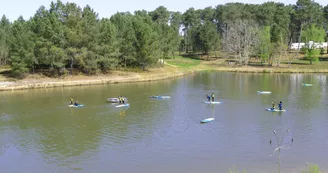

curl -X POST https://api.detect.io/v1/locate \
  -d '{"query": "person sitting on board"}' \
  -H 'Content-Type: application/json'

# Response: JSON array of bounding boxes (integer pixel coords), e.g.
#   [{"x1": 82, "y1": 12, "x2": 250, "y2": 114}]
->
[
  {"x1": 206, "y1": 94, "x2": 211, "y2": 102},
  {"x1": 278, "y1": 101, "x2": 283, "y2": 110},
  {"x1": 271, "y1": 102, "x2": 275, "y2": 110},
  {"x1": 211, "y1": 93, "x2": 215, "y2": 102},
  {"x1": 74, "y1": 101, "x2": 79, "y2": 106},
  {"x1": 122, "y1": 97, "x2": 125, "y2": 104},
  {"x1": 70, "y1": 97, "x2": 74, "y2": 105}
]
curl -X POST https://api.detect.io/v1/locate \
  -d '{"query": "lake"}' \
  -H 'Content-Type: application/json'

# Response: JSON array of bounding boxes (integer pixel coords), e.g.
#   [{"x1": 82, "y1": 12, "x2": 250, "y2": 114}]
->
[{"x1": 0, "y1": 72, "x2": 327, "y2": 173}]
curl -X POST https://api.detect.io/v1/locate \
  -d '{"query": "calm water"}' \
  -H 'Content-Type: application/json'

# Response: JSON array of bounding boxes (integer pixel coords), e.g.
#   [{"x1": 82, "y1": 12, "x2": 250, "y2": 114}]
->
[{"x1": 0, "y1": 72, "x2": 328, "y2": 173}]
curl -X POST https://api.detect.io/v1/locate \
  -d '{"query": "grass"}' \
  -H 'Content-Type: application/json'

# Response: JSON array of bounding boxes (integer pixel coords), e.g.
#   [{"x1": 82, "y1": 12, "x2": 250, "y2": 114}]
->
[
  {"x1": 302, "y1": 164, "x2": 324, "y2": 173},
  {"x1": 165, "y1": 55, "x2": 201, "y2": 69}
]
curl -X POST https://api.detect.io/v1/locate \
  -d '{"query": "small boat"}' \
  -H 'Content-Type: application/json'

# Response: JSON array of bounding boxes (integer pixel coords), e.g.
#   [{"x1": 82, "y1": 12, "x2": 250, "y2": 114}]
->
[
  {"x1": 257, "y1": 91, "x2": 272, "y2": 94},
  {"x1": 150, "y1": 95, "x2": 171, "y2": 99},
  {"x1": 68, "y1": 104, "x2": 85, "y2": 108},
  {"x1": 107, "y1": 97, "x2": 128, "y2": 103},
  {"x1": 201, "y1": 118, "x2": 215, "y2": 123},
  {"x1": 302, "y1": 83, "x2": 313, "y2": 86},
  {"x1": 115, "y1": 103, "x2": 130, "y2": 108},
  {"x1": 265, "y1": 108, "x2": 286, "y2": 112}
]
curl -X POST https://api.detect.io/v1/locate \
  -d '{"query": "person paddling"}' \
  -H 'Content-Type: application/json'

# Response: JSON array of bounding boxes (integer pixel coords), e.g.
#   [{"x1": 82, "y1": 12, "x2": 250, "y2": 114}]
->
[
  {"x1": 206, "y1": 94, "x2": 211, "y2": 102},
  {"x1": 74, "y1": 101, "x2": 79, "y2": 106},
  {"x1": 70, "y1": 97, "x2": 74, "y2": 105},
  {"x1": 211, "y1": 93, "x2": 215, "y2": 102},
  {"x1": 278, "y1": 101, "x2": 283, "y2": 110},
  {"x1": 271, "y1": 102, "x2": 275, "y2": 110}
]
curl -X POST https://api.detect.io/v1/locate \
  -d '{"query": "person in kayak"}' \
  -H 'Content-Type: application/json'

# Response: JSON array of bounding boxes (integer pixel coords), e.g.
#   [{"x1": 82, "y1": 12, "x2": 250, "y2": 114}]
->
[
  {"x1": 271, "y1": 102, "x2": 275, "y2": 110},
  {"x1": 74, "y1": 101, "x2": 79, "y2": 106},
  {"x1": 70, "y1": 97, "x2": 74, "y2": 105},
  {"x1": 211, "y1": 93, "x2": 215, "y2": 102},
  {"x1": 278, "y1": 101, "x2": 283, "y2": 110}
]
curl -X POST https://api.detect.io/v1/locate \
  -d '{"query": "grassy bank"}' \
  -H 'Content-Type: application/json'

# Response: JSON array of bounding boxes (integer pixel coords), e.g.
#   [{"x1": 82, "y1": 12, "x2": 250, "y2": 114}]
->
[{"x1": 1, "y1": 55, "x2": 328, "y2": 91}]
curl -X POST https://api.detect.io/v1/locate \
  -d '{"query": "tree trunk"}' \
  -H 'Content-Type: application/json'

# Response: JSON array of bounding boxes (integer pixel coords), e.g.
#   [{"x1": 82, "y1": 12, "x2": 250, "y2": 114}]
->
[
  {"x1": 124, "y1": 57, "x2": 126, "y2": 68},
  {"x1": 70, "y1": 57, "x2": 74, "y2": 75},
  {"x1": 296, "y1": 22, "x2": 304, "y2": 58}
]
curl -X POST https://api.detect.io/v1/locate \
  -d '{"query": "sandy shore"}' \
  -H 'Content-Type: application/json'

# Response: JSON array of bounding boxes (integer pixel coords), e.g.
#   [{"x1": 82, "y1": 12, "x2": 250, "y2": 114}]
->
[{"x1": 0, "y1": 67, "x2": 195, "y2": 91}]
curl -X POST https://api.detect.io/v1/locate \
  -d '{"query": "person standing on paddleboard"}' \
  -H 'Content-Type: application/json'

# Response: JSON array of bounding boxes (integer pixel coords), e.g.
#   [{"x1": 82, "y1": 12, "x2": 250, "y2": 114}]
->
[
  {"x1": 211, "y1": 93, "x2": 215, "y2": 102},
  {"x1": 278, "y1": 101, "x2": 283, "y2": 110},
  {"x1": 206, "y1": 94, "x2": 211, "y2": 101}
]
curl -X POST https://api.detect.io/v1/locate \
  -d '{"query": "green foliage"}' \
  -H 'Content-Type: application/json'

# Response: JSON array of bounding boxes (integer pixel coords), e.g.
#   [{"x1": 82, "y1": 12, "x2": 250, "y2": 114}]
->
[
  {"x1": 303, "y1": 164, "x2": 321, "y2": 173},
  {"x1": 305, "y1": 48, "x2": 321, "y2": 64},
  {"x1": 2, "y1": 0, "x2": 328, "y2": 76},
  {"x1": 229, "y1": 165, "x2": 248, "y2": 173},
  {"x1": 259, "y1": 26, "x2": 271, "y2": 62},
  {"x1": 302, "y1": 24, "x2": 326, "y2": 43}
]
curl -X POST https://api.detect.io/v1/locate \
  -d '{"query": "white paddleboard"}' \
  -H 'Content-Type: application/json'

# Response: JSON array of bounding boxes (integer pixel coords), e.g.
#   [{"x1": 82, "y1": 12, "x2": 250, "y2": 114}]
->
[
  {"x1": 115, "y1": 103, "x2": 130, "y2": 108},
  {"x1": 265, "y1": 108, "x2": 286, "y2": 112},
  {"x1": 257, "y1": 91, "x2": 272, "y2": 94},
  {"x1": 203, "y1": 101, "x2": 221, "y2": 104},
  {"x1": 201, "y1": 118, "x2": 215, "y2": 123}
]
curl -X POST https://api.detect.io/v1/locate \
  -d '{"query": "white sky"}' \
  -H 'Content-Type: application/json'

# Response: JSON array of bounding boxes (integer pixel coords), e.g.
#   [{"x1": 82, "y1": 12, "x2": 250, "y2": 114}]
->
[{"x1": 0, "y1": 0, "x2": 327, "y2": 22}]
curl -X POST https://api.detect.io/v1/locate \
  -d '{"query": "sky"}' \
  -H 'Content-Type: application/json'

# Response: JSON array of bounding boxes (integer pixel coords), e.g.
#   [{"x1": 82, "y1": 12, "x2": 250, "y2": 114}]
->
[{"x1": 0, "y1": 0, "x2": 327, "y2": 22}]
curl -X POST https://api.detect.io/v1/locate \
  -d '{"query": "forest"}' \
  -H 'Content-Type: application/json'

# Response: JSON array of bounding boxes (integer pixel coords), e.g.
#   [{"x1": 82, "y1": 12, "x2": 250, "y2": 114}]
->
[{"x1": 0, "y1": 0, "x2": 327, "y2": 76}]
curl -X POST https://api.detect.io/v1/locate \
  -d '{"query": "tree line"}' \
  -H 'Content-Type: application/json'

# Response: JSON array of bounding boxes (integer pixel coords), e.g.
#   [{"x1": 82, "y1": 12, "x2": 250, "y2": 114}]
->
[{"x1": 0, "y1": 0, "x2": 327, "y2": 75}]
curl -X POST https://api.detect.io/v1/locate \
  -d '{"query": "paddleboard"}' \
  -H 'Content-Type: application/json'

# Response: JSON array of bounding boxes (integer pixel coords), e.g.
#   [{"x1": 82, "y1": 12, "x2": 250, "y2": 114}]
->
[
  {"x1": 201, "y1": 118, "x2": 215, "y2": 123},
  {"x1": 68, "y1": 104, "x2": 84, "y2": 108},
  {"x1": 107, "y1": 97, "x2": 128, "y2": 103},
  {"x1": 203, "y1": 101, "x2": 221, "y2": 104},
  {"x1": 302, "y1": 83, "x2": 313, "y2": 86},
  {"x1": 150, "y1": 96, "x2": 171, "y2": 99},
  {"x1": 115, "y1": 103, "x2": 130, "y2": 108},
  {"x1": 257, "y1": 91, "x2": 272, "y2": 94},
  {"x1": 265, "y1": 108, "x2": 286, "y2": 112}
]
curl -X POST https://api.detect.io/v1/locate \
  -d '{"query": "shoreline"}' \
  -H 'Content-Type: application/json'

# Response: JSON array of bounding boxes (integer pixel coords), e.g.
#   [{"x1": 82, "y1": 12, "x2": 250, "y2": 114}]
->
[
  {"x1": 0, "y1": 67, "x2": 196, "y2": 91},
  {"x1": 1, "y1": 64, "x2": 328, "y2": 92}
]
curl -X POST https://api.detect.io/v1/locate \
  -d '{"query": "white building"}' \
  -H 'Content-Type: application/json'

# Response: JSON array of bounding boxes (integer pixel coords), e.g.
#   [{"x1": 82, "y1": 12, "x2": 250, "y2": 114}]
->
[{"x1": 289, "y1": 41, "x2": 328, "y2": 50}]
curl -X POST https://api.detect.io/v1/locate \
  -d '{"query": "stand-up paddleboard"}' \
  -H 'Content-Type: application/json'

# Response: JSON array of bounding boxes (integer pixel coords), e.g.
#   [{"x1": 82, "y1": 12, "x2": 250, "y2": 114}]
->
[
  {"x1": 150, "y1": 96, "x2": 171, "y2": 99},
  {"x1": 302, "y1": 83, "x2": 313, "y2": 86},
  {"x1": 265, "y1": 108, "x2": 286, "y2": 112},
  {"x1": 201, "y1": 118, "x2": 215, "y2": 123},
  {"x1": 115, "y1": 103, "x2": 130, "y2": 108},
  {"x1": 107, "y1": 97, "x2": 128, "y2": 103},
  {"x1": 203, "y1": 101, "x2": 221, "y2": 104},
  {"x1": 257, "y1": 91, "x2": 272, "y2": 94},
  {"x1": 68, "y1": 104, "x2": 85, "y2": 108}
]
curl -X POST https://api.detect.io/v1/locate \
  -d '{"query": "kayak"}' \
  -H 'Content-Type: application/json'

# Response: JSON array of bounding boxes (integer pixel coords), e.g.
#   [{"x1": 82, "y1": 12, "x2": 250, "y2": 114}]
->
[
  {"x1": 257, "y1": 91, "x2": 272, "y2": 94},
  {"x1": 302, "y1": 83, "x2": 313, "y2": 86},
  {"x1": 265, "y1": 108, "x2": 286, "y2": 112},
  {"x1": 201, "y1": 118, "x2": 215, "y2": 123},
  {"x1": 203, "y1": 101, "x2": 221, "y2": 104},
  {"x1": 150, "y1": 96, "x2": 171, "y2": 99},
  {"x1": 115, "y1": 103, "x2": 130, "y2": 108},
  {"x1": 107, "y1": 97, "x2": 128, "y2": 103},
  {"x1": 68, "y1": 104, "x2": 84, "y2": 108}
]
